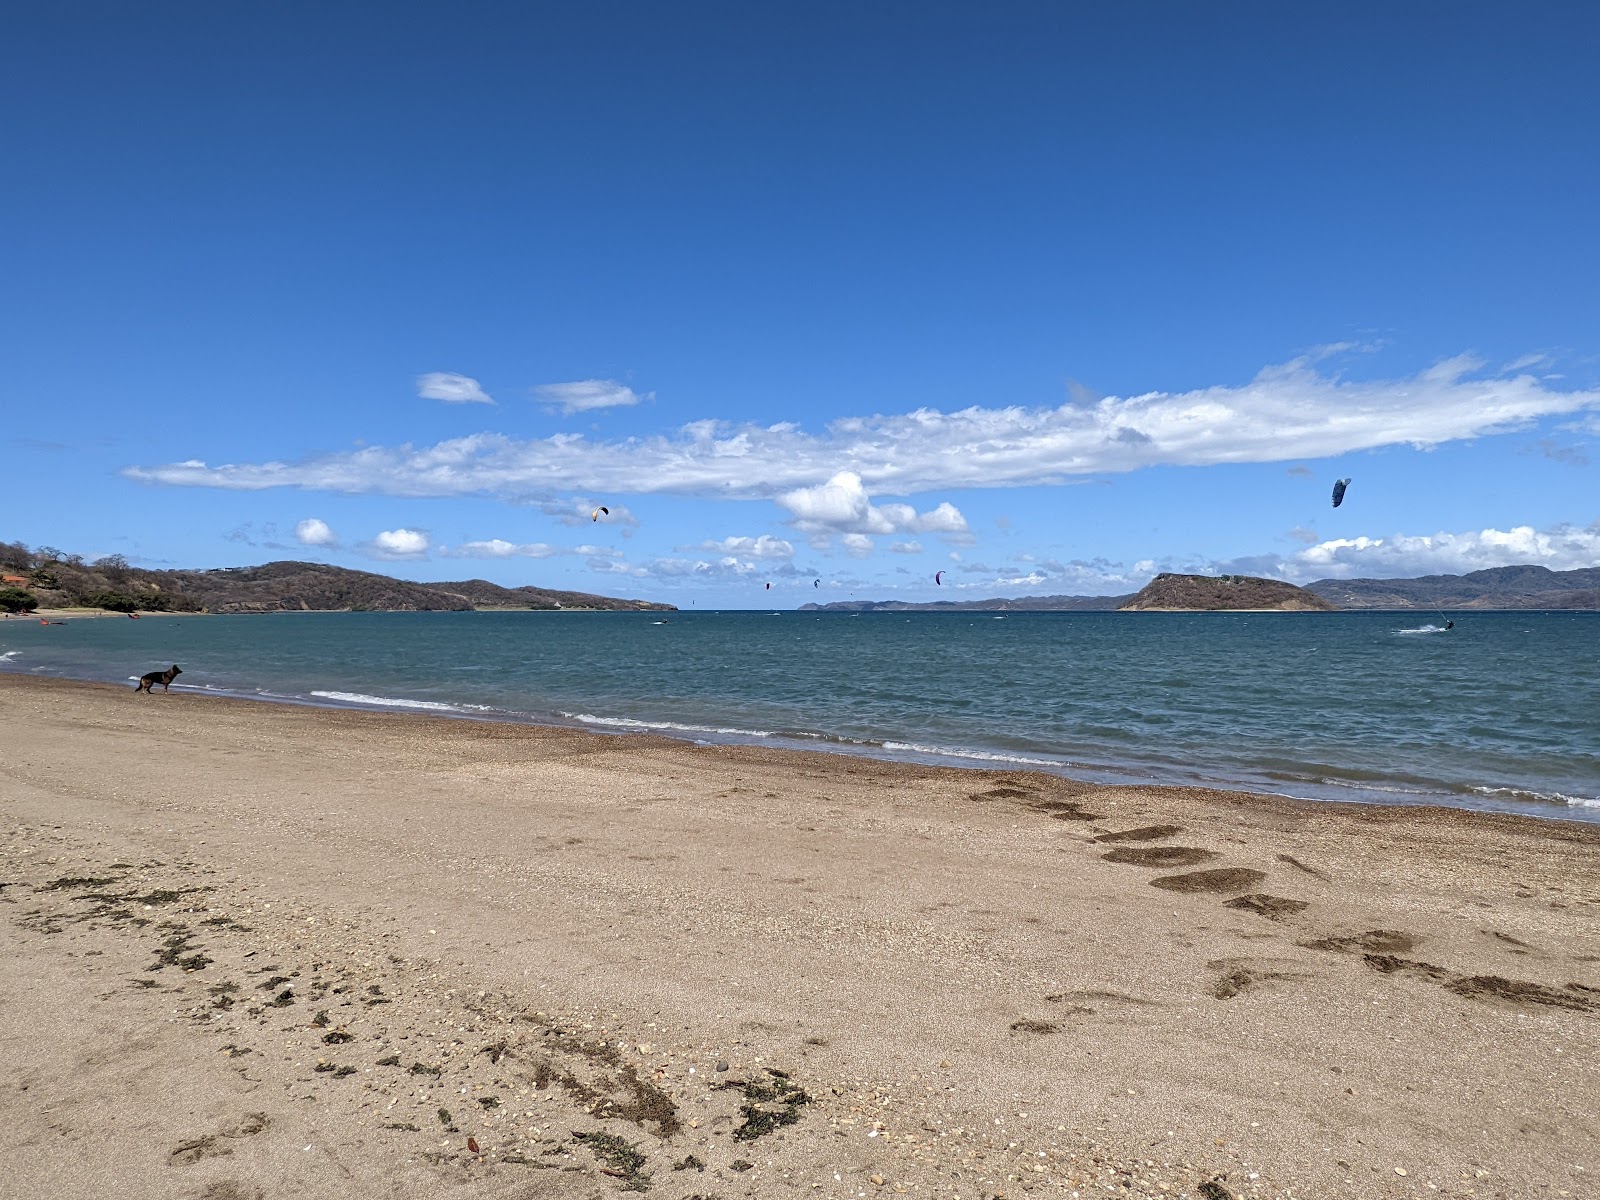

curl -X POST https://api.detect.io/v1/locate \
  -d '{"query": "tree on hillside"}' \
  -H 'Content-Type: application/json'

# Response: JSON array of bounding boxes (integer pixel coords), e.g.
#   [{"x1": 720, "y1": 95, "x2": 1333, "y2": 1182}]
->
[{"x1": 0, "y1": 587, "x2": 39, "y2": 613}]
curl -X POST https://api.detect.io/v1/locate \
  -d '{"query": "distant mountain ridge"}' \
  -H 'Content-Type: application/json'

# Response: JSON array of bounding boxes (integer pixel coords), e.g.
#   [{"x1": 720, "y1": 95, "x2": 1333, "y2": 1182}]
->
[
  {"x1": 0, "y1": 543, "x2": 674, "y2": 613},
  {"x1": 803, "y1": 564, "x2": 1599, "y2": 613},
  {"x1": 1305, "y1": 565, "x2": 1600, "y2": 610},
  {"x1": 163, "y1": 562, "x2": 674, "y2": 613}
]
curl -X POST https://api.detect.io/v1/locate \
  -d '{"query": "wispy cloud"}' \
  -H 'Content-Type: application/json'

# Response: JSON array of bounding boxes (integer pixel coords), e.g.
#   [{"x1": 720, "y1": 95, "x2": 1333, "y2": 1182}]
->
[
  {"x1": 128, "y1": 352, "x2": 1600, "y2": 502},
  {"x1": 1534, "y1": 437, "x2": 1589, "y2": 467},
  {"x1": 690, "y1": 535, "x2": 795, "y2": 559},
  {"x1": 295, "y1": 517, "x2": 338, "y2": 547},
  {"x1": 417, "y1": 372, "x2": 493, "y2": 405},
  {"x1": 539, "y1": 497, "x2": 641, "y2": 528},
  {"x1": 534, "y1": 379, "x2": 649, "y2": 414},
  {"x1": 442, "y1": 539, "x2": 556, "y2": 559}
]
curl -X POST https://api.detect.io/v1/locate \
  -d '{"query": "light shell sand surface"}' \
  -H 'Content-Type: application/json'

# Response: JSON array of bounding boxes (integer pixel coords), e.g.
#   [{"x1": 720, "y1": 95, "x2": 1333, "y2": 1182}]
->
[{"x1": 1, "y1": 674, "x2": 1596, "y2": 1200}]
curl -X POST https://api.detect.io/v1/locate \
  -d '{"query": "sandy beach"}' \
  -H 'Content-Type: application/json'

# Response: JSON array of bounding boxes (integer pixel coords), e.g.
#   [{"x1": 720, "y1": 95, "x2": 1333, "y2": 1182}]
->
[{"x1": 2, "y1": 674, "x2": 1596, "y2": 1200}]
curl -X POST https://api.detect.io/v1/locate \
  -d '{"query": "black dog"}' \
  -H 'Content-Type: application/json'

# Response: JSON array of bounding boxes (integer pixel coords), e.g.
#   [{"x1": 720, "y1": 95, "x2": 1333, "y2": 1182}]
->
[{"x1": 135, "y1": 664, "x2": 182, "y2": 694}]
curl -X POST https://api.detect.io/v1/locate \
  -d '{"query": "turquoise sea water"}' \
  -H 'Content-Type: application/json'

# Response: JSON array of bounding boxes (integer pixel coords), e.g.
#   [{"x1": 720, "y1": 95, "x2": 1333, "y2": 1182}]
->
[{"x1": 3, "y1": 609, "x2": 1597, "y2": 822}]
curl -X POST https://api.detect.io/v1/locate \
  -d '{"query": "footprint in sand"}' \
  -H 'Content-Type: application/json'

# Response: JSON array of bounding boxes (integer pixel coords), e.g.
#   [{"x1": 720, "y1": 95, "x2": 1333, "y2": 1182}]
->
[
  {"x1": 1223, "y1": 894, "x2": 1310, "y2": 922},
  {"x1": 1094, "y1": 825, "x2": 1183, "y2": 843},
  {"x1": 1043, "y1": 989, "x2": 1161, "y2": 1018},
  {"x1": 1101, "y1": 846, "x2": 1217, "y2": 868},
  {"x1": 1148, "y1": 867, "x2": 1265, "y2": 894},
  {"x1": 970, "y1": 786, "x2": 1034, "y2": 801},
  {"x1": 1030, "y1": 799, "x2": 1104, "y2": 821},
  {"x1": 194, "y1": 1184, "x2": 265, "y2": 1200},
  {"x1": 1300, "y1": 929, "x2": 1417, "y2": 954},
  {"x1": 1008, "y1": 1018, "x2": 1060, "y2": 1035},
  {"x1": 1207, "y1": 956, "x2": 1317, "y2": 1000},
  {"x1": 1307, "y1": 935, "x2": 1599, "y2": 1014},
  {"x1": 1361, "y1": 954, "x2": 1599, "y2": 1013}
]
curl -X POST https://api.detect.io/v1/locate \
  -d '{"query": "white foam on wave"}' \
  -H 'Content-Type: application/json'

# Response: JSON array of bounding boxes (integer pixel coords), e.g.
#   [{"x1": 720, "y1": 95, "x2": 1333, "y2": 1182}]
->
[
  {"x1": 1394, "y1": 624, "x2": 1447, "y2": 636},
  {"x1": 0, "y1": 650, "x2": 20, "y2": 661},
  {"x1": 310, "y1": 690, "x2": 458, "y2": 712},
  {"x1": 562, "y1": 711, "x2": 778, "y2": 738},
  {"x1": 881, "y1": 740, "x2": 1059, "y2": 767},
  {"x1": 1470, "y1": 784, "x2": 1598, "y2": 808}
]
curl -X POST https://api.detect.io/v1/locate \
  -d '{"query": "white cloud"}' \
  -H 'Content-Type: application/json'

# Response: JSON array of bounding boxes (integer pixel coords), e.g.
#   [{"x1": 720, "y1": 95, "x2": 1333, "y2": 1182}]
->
[
  {"x1": 1288, "y1": 522, "x2": 1600, "y2": 579},
  {"x1": 127, "y1": 352, "x2": 1600, "y2": 501},
  {"x1": 443, "y1": 539, "x2": 556, "y2": 558},
  {"x1": 776, "y1": 471, "x2": 972, "y2": 543},
  {"x1": 693, "y1": 535, "x2": 795, "y2": 559},
  {"x1": 535, "y1": 380, "x2": 649, "y2": 414},
  {"x1": 624, "y1": 555, "x2": 763, "y2": 580},
  {"x1": 889, "y1": 540, "x2": 923, "y2": 554},
  {"x1": 841, "y1": 533, "x2": 874, "y2": 558},
  {"x1": 368, "y1": 528, "x2": 430, "y2": 559},
  {"x1": 417, "y1": 372, "x2": 493, "y2": 405},
  {"x1": 295, "y1": 518, "x2": 337, "y2": 547}
]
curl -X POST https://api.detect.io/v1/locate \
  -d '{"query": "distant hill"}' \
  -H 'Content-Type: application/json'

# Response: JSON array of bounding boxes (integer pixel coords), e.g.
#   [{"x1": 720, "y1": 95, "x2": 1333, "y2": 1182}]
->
[
  {"x1": 806, "y1": 564, "x2": 1600, "y2": 613},
  {"x1": 800, "y1": 593, "x2": 1130, "y2": 613},
  {"x1": 1119, "y1": 573, "x2": 1337, "y2": 611},
  {"x1": 1306, "y1": 565, "x2": 1600, "y2": 611},
  {"x1": 428, "y1": 577, "x2": 676, "y2": 613},
  {"x1": 0, "y1": 542, "x2": 674, "y2": 613}
]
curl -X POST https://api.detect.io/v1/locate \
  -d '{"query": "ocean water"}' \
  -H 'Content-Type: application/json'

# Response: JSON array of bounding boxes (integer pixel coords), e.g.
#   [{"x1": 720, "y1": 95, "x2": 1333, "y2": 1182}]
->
[{"x1": 3, "y1": 609, "x2": 1597, "y2": 823}]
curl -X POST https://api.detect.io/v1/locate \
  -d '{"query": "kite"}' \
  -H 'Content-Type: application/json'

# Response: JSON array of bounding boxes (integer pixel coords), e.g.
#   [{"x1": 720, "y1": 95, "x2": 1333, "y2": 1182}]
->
[
  {"x1": 1331, "y1": 479, "x2": 1351, "y2": 508},
  {"x1": 591, "y1": 506, "x2": 610, "y2": 522},
  {"x1": 934, "y1": 570, "x2": 944, "y2": 586}
]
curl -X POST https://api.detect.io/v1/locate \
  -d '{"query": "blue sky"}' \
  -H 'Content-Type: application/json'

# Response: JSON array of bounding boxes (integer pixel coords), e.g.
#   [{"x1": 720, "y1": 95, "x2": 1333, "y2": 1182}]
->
[{"x1": 4, "y1": 1, "x2": 1597, "y2": 606}]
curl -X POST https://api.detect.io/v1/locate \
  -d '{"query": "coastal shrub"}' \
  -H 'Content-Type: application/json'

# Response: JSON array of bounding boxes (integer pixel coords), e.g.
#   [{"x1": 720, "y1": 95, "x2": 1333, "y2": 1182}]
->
[
  {"x1": 0, "y1": 586, "x2": 39, "y2": 613},
  {"x1": 87, "y1": 591, "x2": 141, "y2": 613}
]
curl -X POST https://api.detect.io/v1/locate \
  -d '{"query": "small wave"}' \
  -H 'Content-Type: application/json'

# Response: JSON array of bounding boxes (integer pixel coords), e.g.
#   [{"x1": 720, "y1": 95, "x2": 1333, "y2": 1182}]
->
[
  {"x1": 1394, "y1": 625, "x2": 1447, "y2": 636},
  {"x1": 880, "y1": 740, "x2": 1060, "y2": 767},
  {"x1": 0, "y1": 650, "x2": 20, "y2": 661},
  {"x1": 1469, "y1": 785, "x2": 1598, "y2": 809},
  {"x1": 562, "y1": 712, "x2": 779, "y2": 738},
  {"x1": 309, "y1": 690, "x2": 459, "y2": 712}
]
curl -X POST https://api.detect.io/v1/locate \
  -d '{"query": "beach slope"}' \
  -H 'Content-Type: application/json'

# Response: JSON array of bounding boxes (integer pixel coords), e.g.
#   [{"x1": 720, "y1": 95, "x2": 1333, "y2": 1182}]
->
[{"x1": 1, "y1": 674, "x2": 1595, "y2": 1199}]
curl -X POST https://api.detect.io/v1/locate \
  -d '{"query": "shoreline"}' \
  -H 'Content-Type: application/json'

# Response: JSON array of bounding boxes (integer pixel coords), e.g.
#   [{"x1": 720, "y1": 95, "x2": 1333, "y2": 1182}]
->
[
  {"x1": 6, "y1": 652, "x2": 1593, "y2": 832},
  {"x1": 3, "y1": 671, "x2": 1598, "y2": 1199},
  {"x1": 4, "y1": 656, "x2": 1595, "y2": 827}
]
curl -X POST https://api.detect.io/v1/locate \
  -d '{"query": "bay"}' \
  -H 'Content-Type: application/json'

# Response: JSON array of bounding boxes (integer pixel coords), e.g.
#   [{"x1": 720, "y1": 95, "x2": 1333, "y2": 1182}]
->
[{"x1": 4, "y1": 609, "x2": 1596, "y2": 822}]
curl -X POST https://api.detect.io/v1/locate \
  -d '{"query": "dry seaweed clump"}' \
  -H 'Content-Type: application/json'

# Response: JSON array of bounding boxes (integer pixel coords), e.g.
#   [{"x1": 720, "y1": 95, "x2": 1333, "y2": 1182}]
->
[
  {"x1": 573, "y1": 1130, "x2": 651, "y2": 1191},
  {"x1": 731, "y1": 1067, "x2": 812, "y2": 1141}
]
